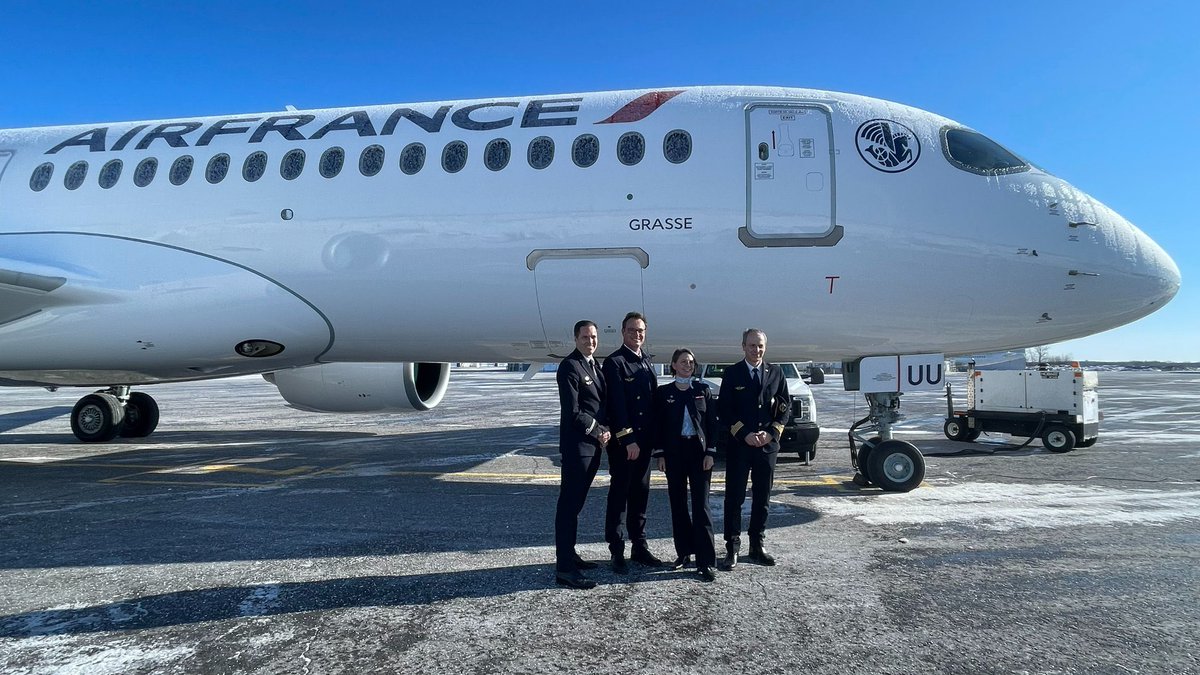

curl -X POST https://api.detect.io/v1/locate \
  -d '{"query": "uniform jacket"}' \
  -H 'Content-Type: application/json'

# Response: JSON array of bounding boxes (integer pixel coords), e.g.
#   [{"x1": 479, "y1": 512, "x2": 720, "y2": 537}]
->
[
  {"x1": 717, "y1": 360, "x2": 791, "y2": 453},
  {"x1": 652, "y1": 380, "x2": 719, "y2": 457},
  {"x1": 601, "y1": 343, "x2": 657, "y2": 449},
  {"x1": 557, "y1": 349, "x2": 609, "y2": 458}
]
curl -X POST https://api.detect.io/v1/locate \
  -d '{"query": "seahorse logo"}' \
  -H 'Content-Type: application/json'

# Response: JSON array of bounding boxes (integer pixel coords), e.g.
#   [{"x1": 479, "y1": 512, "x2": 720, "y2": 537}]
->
[{"x1": 855, "y1": 119, "x2": 920, "y2": 173}]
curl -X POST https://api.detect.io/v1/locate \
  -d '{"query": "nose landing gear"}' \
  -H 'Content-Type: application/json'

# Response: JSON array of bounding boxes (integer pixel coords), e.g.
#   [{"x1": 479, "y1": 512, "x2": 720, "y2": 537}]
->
[{"x1": 69, "y1": 386, "x2": 160, "y2": 442}]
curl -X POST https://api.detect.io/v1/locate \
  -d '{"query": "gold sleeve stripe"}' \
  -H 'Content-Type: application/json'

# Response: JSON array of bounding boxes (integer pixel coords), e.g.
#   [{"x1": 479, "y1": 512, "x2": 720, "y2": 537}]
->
[
  {"x1": 586, "y1": 419, "x2": 596, "y2": 434},
  {"x1": 615, "y1": 428, "x2": 634, "y2": 439},
  {"x1": 771, "y1": 423, "x2": 785, "y2": 437},
  {"x1": 730, "y1": 422, "x2": 744, "y2": 436}
]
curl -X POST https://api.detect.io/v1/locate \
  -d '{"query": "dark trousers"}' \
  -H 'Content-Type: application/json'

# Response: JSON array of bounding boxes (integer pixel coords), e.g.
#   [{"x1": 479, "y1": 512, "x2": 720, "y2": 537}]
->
[
  {"x1": 663, "y1": 438, "x2": 716, "y2": 567},
  {"x1": 723, "y1": 445, "x2": 778, "y2": 550},
  {"x1": 555, "y1": 450, "x2": 602, "y2": 572},
  {"x1": 604, "y1": 438, "x2": 653, "y2": 554}
]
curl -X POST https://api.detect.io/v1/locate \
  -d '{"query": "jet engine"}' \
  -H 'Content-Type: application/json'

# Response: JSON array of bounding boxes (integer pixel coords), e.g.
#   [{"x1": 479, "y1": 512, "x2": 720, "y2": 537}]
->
[{"x1": 264, "y1": 362, "x2": 450, "y2": 413}]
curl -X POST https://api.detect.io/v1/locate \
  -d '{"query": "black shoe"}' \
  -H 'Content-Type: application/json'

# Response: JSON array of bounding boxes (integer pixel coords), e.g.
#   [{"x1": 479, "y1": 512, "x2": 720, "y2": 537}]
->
[
  {"x1": 630, "y1": 547, "x2": 664, "y2": 567},
  {"x1": 697, "y1": 566, "x2": 716, "y2": 582},
  {"x1": 748, "y1": 545, "x2": 776, "y2": 566},
  {"x1": 671, "y1": 555, "x2": 692, "y2": 570},
  {"x1": 555, "y1": 571, "x2": 597, "y2": 590},
  {"x1": 718, "y1": 550, "x2": 738, "y2": 571},
  {"x1": 573, "y1": 554, "x2": 598, "y2": 570},
  {"x1": 611, "y1": 552, "x2": 629, "y2": 574}
]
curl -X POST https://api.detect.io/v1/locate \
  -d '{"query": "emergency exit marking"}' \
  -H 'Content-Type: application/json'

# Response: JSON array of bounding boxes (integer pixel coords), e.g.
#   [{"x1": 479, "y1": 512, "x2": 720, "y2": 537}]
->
[{"x1": 755, "y1": 163, "x2": 774, "y2": 180}]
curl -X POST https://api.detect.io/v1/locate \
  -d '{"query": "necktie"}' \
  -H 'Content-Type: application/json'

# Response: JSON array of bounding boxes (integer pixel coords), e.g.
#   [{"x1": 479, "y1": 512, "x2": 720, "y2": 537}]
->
[{"x1": 752, "y1": 366, "x2": 760, "y2": 385}]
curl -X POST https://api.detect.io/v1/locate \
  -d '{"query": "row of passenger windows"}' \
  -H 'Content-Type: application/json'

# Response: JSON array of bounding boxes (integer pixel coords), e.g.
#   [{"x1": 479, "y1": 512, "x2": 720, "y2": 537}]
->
[{"x1": 29, "y1": 130, "x2": 693, "y2": 192}]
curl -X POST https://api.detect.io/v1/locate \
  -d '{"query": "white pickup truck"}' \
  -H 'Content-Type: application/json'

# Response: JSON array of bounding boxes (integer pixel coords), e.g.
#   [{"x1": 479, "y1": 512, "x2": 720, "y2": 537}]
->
[{"x1": 698, "y1": 362, "x2": 822, "y2": 462}]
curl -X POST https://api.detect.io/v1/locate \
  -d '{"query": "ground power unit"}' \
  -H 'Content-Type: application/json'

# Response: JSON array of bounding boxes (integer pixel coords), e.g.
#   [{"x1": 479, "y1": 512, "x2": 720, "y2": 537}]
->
[{"x1": 943, "y1": 367, "x2": 1100, "y2": 451}]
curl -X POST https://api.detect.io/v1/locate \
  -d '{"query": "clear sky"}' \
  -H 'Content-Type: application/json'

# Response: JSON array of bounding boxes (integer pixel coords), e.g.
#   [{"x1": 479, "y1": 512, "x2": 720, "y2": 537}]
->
[{"x1": 1, "y1": 1, "x2": 1195, "y2": 361}]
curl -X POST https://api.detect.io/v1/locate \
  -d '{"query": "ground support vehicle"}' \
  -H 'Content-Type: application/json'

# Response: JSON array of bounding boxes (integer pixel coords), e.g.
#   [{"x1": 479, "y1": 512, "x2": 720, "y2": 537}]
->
[
  {"x1": 701, "y1": 363, "x2": 822, "y2": 463},
  {"x1": 944, "y1": 367, "x2": 1099, "y2": 452}
]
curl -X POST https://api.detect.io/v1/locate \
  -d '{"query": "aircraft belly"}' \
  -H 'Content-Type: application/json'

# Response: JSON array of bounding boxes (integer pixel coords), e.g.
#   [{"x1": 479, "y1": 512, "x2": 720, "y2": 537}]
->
[{"x1": 0, "y1": 233, "x2": 331, "y2": 385}]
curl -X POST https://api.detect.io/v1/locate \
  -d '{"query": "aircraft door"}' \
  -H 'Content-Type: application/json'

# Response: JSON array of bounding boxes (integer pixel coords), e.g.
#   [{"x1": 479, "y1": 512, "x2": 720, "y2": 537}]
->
[
  {"x1": 527, "y1": 247, "x2": 647, "y2": 358},
  {"x1": 743, "y1": 104, "x2": 842, "y2": 247}
]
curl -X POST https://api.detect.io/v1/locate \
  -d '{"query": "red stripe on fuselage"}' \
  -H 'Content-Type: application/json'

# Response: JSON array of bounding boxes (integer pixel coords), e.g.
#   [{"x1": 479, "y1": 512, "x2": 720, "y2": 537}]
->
[{"x1": 596, "y1": 90, "x2": 685, "y2": 124}]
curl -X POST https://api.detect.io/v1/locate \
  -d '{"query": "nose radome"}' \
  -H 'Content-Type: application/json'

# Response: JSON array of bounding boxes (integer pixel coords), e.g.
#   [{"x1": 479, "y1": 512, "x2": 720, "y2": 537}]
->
[{"x1": 1092, "y1": 197, "x2": 1181, "y2": 314}]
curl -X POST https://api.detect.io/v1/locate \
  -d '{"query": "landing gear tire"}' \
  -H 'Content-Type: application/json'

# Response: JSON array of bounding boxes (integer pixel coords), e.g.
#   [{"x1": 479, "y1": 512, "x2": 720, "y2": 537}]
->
[
  {"x1": 71, "y1": 393, "x2": 126, "y2": 443},
  {"x1": 1042, "y1": 426, "x2": 1076, "y2": 453},
  {"x1": 120, "y1": 392, "x2": 160, "y2": 438},
  {"x1": 943, "y1": 417, "x2": 970, "y2": 441},
  {"x1": 866, "y1": 440, "x2": 925, "y2": 492},
  {"x1": 855, "y1": 436, "x2": 882, "y2": 486}
]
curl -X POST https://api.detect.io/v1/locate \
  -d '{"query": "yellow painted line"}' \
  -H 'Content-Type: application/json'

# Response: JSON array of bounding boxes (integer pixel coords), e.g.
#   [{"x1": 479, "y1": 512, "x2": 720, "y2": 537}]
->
[
  {"x1": 149, "y1": 464, "x2": 316, "y2": 476},
  {"x1": 99, "y1": 477, "x2": 286, "y2": 488}
]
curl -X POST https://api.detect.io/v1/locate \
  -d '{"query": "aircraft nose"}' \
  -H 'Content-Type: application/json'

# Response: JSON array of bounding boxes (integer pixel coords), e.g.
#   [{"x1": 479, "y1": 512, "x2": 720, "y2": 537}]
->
[{"x1": 1084, "y1": 196, "x2": 1180, "y2": 321}]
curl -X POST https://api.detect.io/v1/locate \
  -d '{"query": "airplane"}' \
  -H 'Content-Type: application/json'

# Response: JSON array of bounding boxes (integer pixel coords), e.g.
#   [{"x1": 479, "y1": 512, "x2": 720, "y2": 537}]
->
[{"x1": 0, "y1": 86, "x2": 1181, "y2": 491}]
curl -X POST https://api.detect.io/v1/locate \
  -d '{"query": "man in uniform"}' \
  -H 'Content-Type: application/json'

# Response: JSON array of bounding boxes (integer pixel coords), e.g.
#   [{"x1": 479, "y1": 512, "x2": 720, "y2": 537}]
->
[
  {"x1": 718, "y1": 328, "x2": 790, "y2": 570},
  {"x1": 601, "y1": 311, "x2": 663, "y2": 572},
  {"x1": 554, "y1": 320, "x2": 611, "y2": 589}
]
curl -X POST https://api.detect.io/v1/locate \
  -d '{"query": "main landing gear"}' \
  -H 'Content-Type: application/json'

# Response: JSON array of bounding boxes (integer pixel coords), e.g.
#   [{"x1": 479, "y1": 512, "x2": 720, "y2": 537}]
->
[
  {"x1": 849, "y1": 391, "x2": 926, "y2": 493},
  {"x1": 70, "y1": 386, "x2": 160, "y2": 443}
]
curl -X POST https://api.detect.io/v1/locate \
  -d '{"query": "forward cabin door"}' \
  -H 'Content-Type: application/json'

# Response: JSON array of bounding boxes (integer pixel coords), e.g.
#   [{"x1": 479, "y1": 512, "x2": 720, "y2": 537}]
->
[{"x1": 742, "y1": 104, "x2": 842, "y2": 247}]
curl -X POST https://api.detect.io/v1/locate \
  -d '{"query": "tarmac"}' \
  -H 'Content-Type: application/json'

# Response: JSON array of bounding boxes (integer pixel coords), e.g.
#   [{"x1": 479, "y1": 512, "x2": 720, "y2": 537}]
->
[{"x1": 1, "y1": 368, "x2": 1198, "y2": 674}]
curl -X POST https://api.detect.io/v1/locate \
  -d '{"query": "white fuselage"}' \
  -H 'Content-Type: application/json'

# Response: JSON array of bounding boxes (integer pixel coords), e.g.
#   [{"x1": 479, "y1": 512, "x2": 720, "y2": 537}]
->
[{"x1": 0, "y1": 86, "x2": 1181, "y2": 387}]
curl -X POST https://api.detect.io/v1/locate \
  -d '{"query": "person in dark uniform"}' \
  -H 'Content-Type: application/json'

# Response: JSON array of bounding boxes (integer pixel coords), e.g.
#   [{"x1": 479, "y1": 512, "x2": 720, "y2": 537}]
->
[
  {"x1": 554, "y1": 320, "x2": 611, "y2": 590},
  {"x1": 652, "y1": 348, "x2": 719, "y2": 582},
  {"x1": 600, "y1": 311, "x2": 663, "y2": 573},
  {"x1": 718, "y1": 328, "x2": 790, "y2": 570}
]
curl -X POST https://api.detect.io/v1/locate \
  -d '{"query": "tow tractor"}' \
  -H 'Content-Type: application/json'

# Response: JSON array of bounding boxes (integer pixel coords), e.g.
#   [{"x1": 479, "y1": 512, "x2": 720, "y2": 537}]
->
[{"x1": 943, "y1": 364, "x2": 1099, "y2": 452}]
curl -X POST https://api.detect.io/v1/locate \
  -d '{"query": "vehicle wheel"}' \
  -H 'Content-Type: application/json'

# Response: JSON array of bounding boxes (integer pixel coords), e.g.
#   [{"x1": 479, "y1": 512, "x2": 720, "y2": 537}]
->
[
  {"x1": 1041, "y1": 426, "x2": 1076, "y2": 453},
  {"x1": 943, "y1": 417, "x2": 970, "y2": 441},
  {"x1": 799, "y1": 444, "x2": 817, "y2": 462},
  {"x1": 120, "y1": 392, "x2": 160, "y2": 438},
  {"x1": 71, "y1": 393, "x2": 125, "y2": 443},
  {"x1": 866, "y1": 440, "x2": 925, "y2": 492},
  {"x1": 1075, "y1": 437, "x2": 1097, "y2": 448},
  {"x1": 965, "y1": 428, "x2": 982, "y2": 442},
  {"x1": 856, "y1": 436, "x2": 882, "y2": 484}
]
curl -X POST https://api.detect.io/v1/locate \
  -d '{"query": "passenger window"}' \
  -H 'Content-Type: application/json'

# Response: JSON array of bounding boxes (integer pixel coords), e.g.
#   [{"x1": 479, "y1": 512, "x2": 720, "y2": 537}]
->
[
  {"x1": 528, "y1": 136, "x2": 554, "y2": 169},
  {"x1": 359, "y1": 144, "x2": 385, "y2": 176},
  {"x1": 99, "y1": 159, "x2": 123, "y2": 189},
  {"x1": 484, "y1": 139, "x2": 511, "y2": 171},
  {"x1": 134, "y1": 158, "x2": 159, "y2": 187},
  {"x1": 64, "y1": 161, "x2": 88, "y2": 190},
  {"x1": 206, "y1": 154, "x2": 230, "y2": 184},
  {"x1": 320, "y1": 147, "x2": 344, "y2": 178},
  {"x1": 572, "y1": 134, "x2": 599, "y2": 167},
  {"x1": 400, "y1": 142, "x2": 426, "y2": 175},
  {"x1": 30, "y1": 163, "x2": 54, "y2": 191},
  {"x1": 663, "y1": 129, "x2": 691, "y2": 164},
  {"x1": 442, "y1": 141, "x2": 468, "y2": 173},
  {"x1": 243, "y1": 151, "x2": 268, "y2": 182},
  {"x1": 169, "y1": 155, "x2": 194, "y2": 186},
  {"x1": 280, "y1": 149, "x2": 305, "y2": 180},
  {"x1": 941, "y1": 127, "x2": 1029, "y2": 175},
  {"x1": 617, "y1": 132, "x2": 645, "y2": 166}
]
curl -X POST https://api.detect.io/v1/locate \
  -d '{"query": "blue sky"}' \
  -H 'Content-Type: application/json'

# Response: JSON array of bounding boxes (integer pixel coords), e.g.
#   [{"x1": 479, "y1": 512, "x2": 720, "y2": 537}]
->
[{"x1": 2, "y1": 1, "x2": 1195, "y2": 361}]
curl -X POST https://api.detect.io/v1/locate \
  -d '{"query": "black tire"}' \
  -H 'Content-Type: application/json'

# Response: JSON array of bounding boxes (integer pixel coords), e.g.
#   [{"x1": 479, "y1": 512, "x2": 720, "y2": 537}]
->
[
  {"x1": 866, "y1": 440, "x2": 926, "y2": 492},
  {"x1": 1041, "y1": 426, "x2": 1077, "y2": 453},
  {"x1": 1076, "y1": 437, "x2": 1097, "y2": 448},
  {"x1": 965, "y1": 428, "x2": 982, "y2": 442},
  {"x1": 71, "y1": 393, "x2": 125, "y2": 443},
  {"x1": 856, "y1": 436, "x2": 882, "y2": 484},
  {"x1": 943, "y1": 417, "x2": 970, "y2": 441},
  {"x1": 799, "y1": 444, "x2": 817, "y2": 462},
  {"x1": 120, "y1": 392, "x2": 160, "y2": 438}
]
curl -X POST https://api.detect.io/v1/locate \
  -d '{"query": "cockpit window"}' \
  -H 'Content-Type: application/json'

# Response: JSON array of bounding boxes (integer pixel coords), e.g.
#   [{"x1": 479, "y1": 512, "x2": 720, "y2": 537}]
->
[{"x1": 941, "y1": 127, "x2": 1029, "y2": 175}]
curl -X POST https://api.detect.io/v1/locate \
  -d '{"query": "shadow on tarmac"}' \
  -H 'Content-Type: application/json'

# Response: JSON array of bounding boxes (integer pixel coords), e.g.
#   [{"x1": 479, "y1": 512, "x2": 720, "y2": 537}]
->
[
  {"x1": 0, "y1": 406, "x2": 73, "y2": 433},
  {"x1": 0, "y1": 562, "x2": 695, "y2": 637}
]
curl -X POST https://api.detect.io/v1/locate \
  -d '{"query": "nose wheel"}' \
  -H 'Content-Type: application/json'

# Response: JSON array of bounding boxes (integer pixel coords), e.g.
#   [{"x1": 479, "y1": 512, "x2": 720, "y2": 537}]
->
[
  {"x1": 849, "y1": 392, "x2": 926, "y2": 492},
  {"x1": 70, "y1": 387, "x2": 160, "y2": 442}
]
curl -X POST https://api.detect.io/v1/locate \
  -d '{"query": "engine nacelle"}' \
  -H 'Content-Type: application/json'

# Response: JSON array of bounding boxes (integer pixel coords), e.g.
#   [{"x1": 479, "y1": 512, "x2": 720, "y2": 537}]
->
[{"x1": 265, "y1": 362, "x2": 450, "y2": 413}]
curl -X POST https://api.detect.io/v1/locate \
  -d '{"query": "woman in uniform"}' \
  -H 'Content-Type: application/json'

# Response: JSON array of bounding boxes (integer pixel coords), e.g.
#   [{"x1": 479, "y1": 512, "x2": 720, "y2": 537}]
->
[{"x1": 652, "y1": 348, "x2": 719, "y2": 581}]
